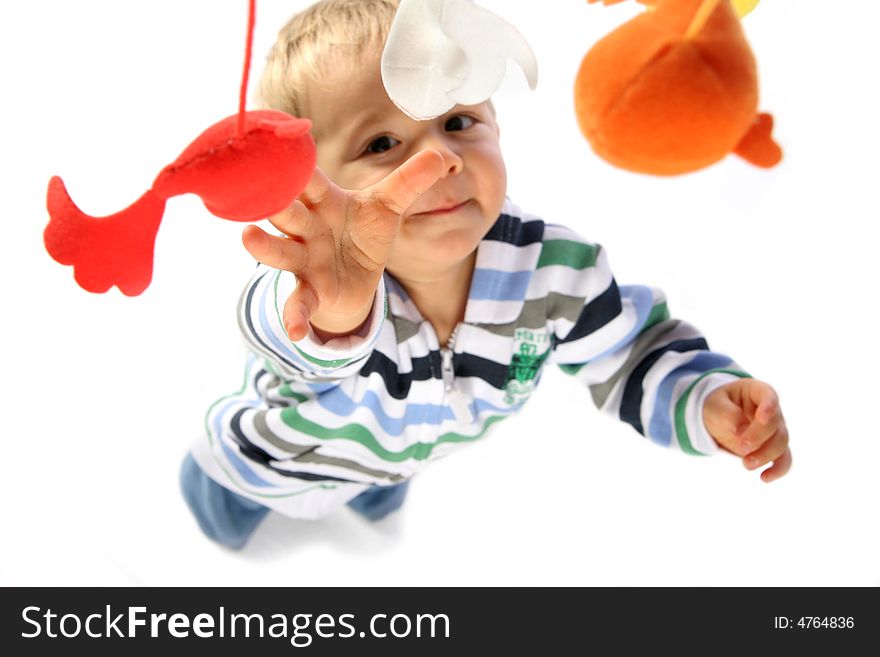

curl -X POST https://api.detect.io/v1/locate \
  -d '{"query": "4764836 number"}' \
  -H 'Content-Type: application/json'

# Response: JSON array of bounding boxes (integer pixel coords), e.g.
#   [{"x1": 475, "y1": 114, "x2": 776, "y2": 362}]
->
[{"x1": 774, "y1": 617, "x2": 854, "y2": 629}]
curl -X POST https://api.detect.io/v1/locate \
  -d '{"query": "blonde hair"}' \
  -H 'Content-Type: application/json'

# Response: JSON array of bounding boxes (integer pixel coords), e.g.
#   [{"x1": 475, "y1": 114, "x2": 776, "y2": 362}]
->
[{"x1": 257, "y1": 0, "x2": 400, "y2": 117}]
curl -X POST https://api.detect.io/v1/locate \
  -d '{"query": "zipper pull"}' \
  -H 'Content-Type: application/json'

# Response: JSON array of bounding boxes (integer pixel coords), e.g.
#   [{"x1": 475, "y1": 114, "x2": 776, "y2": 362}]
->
[
  {"x1": 441, "y1": 348, "x2": 474, "y2": 424},
  {"x1": 441, "y1": 348, "x2": 455, "y2": 392}
]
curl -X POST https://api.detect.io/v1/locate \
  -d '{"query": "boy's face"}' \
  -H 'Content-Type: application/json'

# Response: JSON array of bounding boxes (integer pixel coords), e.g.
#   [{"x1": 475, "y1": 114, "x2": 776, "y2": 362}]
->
[{"x1": 303, "y1": 51, "x2": 507, "y2": 279}]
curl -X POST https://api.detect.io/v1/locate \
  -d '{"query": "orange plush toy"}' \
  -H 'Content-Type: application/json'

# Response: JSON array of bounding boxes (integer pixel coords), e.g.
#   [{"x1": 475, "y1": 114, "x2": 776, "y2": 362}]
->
[{"x1": 576, "y1": 0, "x2": 781, "y2": 175}]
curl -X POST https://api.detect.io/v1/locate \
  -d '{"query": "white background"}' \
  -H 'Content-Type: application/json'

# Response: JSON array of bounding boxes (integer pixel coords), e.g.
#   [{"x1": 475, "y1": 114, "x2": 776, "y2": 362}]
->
[{"x1": 1, "y1": 0, "x2": 878, "y2": 586}]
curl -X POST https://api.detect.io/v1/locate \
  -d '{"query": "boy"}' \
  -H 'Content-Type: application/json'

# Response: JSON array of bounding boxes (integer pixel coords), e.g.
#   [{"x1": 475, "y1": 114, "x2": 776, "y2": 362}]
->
[{"x1": 181, "y1": 0, "x2": 791, "y2": 549}]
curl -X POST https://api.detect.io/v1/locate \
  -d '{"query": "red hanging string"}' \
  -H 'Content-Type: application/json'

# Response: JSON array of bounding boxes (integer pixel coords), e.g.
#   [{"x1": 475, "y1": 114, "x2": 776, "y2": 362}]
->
[{"x1": 237, "y1": 0, "x2": 257, "y2": 138}]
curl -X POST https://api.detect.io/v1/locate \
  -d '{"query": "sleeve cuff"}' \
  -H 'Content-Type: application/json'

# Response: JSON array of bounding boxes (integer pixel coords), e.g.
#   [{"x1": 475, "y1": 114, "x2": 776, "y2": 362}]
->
[
  {"x1": 276, "y1": 273, "x2": 387, "y2": 364},
  {"x1": 675, "y1": 369, "x2": 751, "y2": 456}
]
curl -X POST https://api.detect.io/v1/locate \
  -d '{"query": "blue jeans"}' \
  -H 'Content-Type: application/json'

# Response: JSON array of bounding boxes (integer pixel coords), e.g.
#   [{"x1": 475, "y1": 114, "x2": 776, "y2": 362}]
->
[{"x1": 180, "y1": 454, "x2": 410, "y2": 549}]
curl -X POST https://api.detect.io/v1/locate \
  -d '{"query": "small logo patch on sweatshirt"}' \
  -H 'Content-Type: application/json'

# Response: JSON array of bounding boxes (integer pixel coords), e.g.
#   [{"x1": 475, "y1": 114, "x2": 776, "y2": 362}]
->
[{"x1": 504, "y1": 328, "x2": 550, "y2": 404}]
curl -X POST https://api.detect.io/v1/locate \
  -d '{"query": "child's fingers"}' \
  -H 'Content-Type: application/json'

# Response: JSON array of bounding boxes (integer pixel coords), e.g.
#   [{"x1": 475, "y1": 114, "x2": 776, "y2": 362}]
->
[
  {"x1": 739, "y1": 405, "x2": 783, "y2": 455},
  {"x1": 242, "y1": 225, "x2": 307, "y2": 273},
  {"x1": 282, "y1": 281, "x2": 320, "y2": 342},
  {"x1": 739, "y1": 415, "x2": 779, "y2": 455},
  {"x1": 299, "y1": 165, "x2": 333, "y2": 208},
  {"x1": 365, "y1": 149, "x2": 445, "y2": 215},
  {"x1": 747, "y1": 380, "x2": 780, "y2": 425},
  {"x1": 704, "y1": 388, "x2": 750, "y2": 451},
  {"x1": 743, "y1": 423, "x2": 789, "y2": 471},
  {"x1": 739, "y1": 384, "x2": 782, "y2": 450},
  {"x1": 759, "y1": 447, "x2": 792, "y2": 483},
  {"x1": 267, "y1": 200, "x2": 313, "y2": 238}
]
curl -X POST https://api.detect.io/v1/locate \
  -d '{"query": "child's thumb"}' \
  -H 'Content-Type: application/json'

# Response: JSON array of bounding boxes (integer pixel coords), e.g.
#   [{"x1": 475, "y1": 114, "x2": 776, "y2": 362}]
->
[{"x1": 367, "y1": 149, "x2": 445, "y2": 215}]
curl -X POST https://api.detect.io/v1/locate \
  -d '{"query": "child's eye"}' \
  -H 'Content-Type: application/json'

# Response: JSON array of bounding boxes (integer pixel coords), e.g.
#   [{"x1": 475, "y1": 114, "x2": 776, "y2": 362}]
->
[
  {"x1": 365, "y1": 135, "x2": 400, "y2": 155},
  {"x1": 445, "y1": 115, "x2": 475, "y2": 132}
]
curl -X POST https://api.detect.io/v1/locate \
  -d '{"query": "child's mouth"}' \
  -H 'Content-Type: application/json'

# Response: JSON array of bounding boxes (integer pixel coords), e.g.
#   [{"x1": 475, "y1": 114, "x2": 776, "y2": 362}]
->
[{"x1": 411, "y1": 199, "x2": 471, "y2": 217}]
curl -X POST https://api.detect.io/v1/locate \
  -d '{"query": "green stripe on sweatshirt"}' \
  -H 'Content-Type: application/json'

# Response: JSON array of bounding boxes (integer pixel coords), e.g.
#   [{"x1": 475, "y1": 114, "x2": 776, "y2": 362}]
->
[
  {"x1": 642, "y1": 302, "x2": 669, "y2": 333},
  {"x1": 536, "y1": 240, "x2": 599, "y2": 270},
  {"x1": 279, "y1": 407, "x2": 510, "y2": 462}
]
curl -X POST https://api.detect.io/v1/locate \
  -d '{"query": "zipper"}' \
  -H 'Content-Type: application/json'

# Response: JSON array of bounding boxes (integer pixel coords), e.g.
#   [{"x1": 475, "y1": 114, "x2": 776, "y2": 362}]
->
[{"x1": 440, "y1": 325, "x2": 474, "y2": 425}]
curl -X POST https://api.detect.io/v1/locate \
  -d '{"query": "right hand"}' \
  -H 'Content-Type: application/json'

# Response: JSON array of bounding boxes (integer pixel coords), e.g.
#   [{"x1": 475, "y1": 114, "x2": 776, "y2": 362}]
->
[{"x1": 242, "y1": 149, "x2": 445, "y2": 341}]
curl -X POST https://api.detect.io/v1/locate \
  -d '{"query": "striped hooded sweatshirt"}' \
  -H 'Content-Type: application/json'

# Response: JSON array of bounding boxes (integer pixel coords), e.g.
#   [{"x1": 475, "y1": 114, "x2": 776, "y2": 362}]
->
[{"x1": 191, "y1": 200, "x2": 749, "y2": 518}]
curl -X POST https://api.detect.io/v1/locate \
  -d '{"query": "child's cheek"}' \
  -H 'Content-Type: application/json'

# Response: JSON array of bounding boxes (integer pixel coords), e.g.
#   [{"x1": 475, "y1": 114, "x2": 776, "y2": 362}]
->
[{"x1": 347, "y1": 162, "x2": 397, "y2": 192}]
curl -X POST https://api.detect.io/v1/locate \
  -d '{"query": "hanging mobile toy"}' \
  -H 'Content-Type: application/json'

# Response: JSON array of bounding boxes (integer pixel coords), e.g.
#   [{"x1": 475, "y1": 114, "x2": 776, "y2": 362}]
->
[
  {"x1": 381, "y1": 0, "x2": 538, "y2": 120},
  {"x1": 576, "y1": 0, "x2": 781, "y2": 175},
  {"x1": 44, "y1": 0, "x2": 317, "y2": 296}
]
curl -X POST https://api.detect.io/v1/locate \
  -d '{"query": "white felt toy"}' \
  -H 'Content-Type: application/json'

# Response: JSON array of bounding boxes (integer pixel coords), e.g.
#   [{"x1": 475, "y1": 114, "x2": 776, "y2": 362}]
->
[{"x1": 381, "y1": 0, "x2": 538, "y2": 120}]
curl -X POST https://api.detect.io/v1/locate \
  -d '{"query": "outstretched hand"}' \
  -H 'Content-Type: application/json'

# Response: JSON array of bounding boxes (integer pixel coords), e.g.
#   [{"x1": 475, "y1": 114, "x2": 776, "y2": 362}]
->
[
  {"x1": 703, "y1": 379, "x2": 792, "y2": 483},
  {"x1": 242, "y1": 149, "x2": 445, "y2": 341}
]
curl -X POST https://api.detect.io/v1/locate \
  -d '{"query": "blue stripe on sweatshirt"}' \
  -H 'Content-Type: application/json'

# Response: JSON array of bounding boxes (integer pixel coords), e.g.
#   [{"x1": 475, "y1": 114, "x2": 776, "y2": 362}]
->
[
  {"x1": 647, "y1": 351, "x2": 733, "y2": 447},
  {"x1": 256, "y1": 275, "x2": 314, "y2": 371},
  {"x1": 307, "y1": 382, "x2": 340, "y2": 395},
  {"x1": 221, "y1": 440, "x2": 273, "y2": 488},
  {"x1": 209, "y1": 360, "x2": 263, "y2": 448},
  {"x1": 314, "y1": 386, "x2": 520, "y2": 435},
  {"x1": 470, "y1": 269, "x2": 533, "y2": 301},
  {"x1": 580, "y1": 284, "x2": 655, "y2": 361}
]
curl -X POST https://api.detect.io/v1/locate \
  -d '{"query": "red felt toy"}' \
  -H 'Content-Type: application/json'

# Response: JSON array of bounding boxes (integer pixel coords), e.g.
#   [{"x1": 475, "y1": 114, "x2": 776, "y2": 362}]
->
[{"x1": 44, "y1": 0, "x2": 317, "y2": 295}]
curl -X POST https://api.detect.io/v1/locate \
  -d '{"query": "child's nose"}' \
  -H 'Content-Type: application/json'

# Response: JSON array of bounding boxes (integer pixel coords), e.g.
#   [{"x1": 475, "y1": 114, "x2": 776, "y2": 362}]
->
[
  {"x1": 441, "y1": 149, "x2": 464, "y2": 177},
  {"x1": 421, "y1": 137, "x2": 463, "y2": 177}
]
